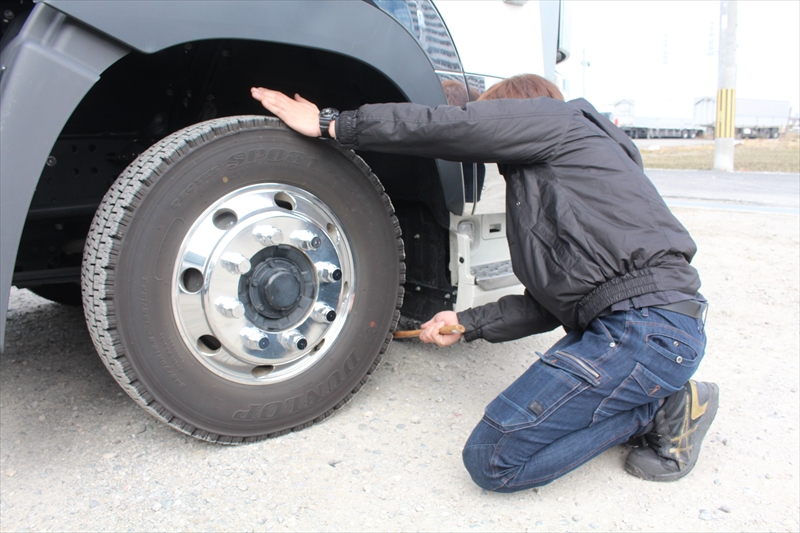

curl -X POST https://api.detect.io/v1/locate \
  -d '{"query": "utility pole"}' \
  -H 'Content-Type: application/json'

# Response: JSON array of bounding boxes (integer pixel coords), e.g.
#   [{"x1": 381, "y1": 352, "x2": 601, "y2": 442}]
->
[{"x1": 714, "y1": 0, "x2": 737, "y2": 171}]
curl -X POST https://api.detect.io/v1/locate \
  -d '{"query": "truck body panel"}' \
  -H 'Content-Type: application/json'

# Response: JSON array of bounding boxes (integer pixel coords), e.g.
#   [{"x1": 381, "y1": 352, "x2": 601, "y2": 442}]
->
[
  {"x1": 612, "y1": 99, "x2": 705, "y2": 139},
  {"x1": 694, "y1": 97, "x2": 790, "y2": 138},
  {"x1": 0, "y1": 5, "x2": 129, "y2": 347}
]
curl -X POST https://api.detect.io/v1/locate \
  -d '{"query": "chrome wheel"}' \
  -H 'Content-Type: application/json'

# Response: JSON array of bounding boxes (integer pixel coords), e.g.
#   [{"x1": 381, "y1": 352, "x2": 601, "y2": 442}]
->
[{"x1": 172, "y1": 184, "x2": 354, "y2": 385}]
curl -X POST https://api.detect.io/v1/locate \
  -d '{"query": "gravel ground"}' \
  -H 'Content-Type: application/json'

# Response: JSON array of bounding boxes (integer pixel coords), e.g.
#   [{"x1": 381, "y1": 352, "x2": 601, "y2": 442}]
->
[{"x1": 1, "y1": 206, "x2": 798, "y2": 532}]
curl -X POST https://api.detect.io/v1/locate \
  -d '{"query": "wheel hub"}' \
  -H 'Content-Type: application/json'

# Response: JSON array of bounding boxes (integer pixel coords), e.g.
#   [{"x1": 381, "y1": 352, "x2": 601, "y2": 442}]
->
[
  {"x1": 263, "y1": 269, "x2": 300, "y2": 310},
  {"x1": 241, "y1": 246, "x2": 315, "y2": 330}
]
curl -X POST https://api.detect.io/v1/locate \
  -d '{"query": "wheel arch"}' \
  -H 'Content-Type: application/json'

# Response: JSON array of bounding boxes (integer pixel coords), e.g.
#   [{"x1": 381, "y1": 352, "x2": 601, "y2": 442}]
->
[{"x1": 0, "y1": 1, "x2": 462, "y2": 350}]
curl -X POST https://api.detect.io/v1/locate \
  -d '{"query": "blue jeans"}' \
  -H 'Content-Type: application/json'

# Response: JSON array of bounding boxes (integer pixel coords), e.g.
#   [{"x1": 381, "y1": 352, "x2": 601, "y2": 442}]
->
[{"x1": 462, "y1": 306, "x2": 706, "y2": 492}]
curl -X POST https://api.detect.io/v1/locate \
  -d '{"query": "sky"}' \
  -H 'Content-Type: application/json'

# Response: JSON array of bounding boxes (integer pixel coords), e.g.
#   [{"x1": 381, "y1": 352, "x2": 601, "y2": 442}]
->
[{"x1": 557, "y1": 0, "x2": 800, "y2": 119}]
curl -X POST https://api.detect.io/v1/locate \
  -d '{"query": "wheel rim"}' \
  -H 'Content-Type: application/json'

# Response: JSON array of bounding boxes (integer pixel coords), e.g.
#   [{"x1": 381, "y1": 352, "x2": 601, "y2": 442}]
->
[{"x1": 171, "y1": 184, "x2": 354, "y2": 385}]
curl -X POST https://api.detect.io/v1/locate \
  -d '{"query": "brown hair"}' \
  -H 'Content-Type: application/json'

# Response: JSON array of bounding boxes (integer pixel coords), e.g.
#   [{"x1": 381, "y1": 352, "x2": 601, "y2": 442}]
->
[
  {"x1": 478, "y1": 74, "x2": 564, "y2": 102},
  {"x1": 441, "y1": 79, "x2": 480, "y2": 106}
]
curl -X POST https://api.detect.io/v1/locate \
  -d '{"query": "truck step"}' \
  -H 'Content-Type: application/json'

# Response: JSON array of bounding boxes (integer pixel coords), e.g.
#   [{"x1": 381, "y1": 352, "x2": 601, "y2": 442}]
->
[{"x1": 471, "y1": 260, "x2": 519, "y2": 290}]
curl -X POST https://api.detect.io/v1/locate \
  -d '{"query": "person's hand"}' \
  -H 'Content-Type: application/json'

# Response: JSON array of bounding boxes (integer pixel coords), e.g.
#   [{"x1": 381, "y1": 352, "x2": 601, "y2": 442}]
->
[
  {"x1": 419, "y1": 311, "x2": 462, "y2": 347},
  {"x1": 251, "y1": 87, "x2": 332, "y2": 138}
]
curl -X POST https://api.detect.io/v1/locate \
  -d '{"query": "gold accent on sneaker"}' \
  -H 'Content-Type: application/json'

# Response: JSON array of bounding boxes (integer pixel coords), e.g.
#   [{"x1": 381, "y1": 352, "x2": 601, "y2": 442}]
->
[
  {"x1": 690, "y1": 380, "x2": 708, "y2": 420},
  {"x1": 626, "y1": 381, "x2": 719, "y2": 481}
]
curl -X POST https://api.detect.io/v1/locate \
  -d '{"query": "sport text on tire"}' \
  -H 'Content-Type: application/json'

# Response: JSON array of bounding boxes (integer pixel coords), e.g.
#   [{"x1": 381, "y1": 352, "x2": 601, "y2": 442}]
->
[{"x1": 82, "y1": 116, "x2": 405, "y2": 443}]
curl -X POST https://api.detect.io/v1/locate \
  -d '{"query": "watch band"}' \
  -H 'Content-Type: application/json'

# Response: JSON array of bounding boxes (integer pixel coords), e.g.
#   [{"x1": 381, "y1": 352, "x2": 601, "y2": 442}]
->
[{"x1": 319, "y1": 108, "x2": 340, "y2": 139}]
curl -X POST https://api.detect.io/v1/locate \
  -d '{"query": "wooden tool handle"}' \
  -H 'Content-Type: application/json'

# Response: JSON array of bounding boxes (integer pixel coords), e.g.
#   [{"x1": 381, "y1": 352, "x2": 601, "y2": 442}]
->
[{"x1": 392, "y1": 324, "x2": 465, "y2": 339}]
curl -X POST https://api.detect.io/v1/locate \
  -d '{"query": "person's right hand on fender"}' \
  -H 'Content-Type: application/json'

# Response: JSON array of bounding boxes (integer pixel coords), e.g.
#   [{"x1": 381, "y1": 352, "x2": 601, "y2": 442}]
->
[
  {"x1": 419, "y1": 310, "x2": 462, "y2": 347},
  {"x1": 251, "y1": 87, "x2": 328, "y2": 138}
]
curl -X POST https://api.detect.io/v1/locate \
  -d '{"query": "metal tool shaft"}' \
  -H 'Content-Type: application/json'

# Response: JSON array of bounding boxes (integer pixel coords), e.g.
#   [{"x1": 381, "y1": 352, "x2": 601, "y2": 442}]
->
[{"x1": 392, "y1": 324, "x2": 465, "y2": 339}]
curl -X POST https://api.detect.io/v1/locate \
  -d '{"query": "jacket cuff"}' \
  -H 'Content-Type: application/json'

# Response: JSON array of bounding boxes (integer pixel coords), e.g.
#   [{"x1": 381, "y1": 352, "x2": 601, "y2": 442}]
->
[
  {"x1": 456, "y1": 309, "x2": 482, "y2": 342},
  {"x1": 335, "y1": 110, "x2": 358, "y2": 146}
]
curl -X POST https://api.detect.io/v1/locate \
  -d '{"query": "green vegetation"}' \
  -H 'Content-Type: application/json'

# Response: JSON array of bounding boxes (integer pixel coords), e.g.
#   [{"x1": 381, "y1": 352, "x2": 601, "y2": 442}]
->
[{"x1": 641, "y1": 134, "x2": 800, "y2": 173}]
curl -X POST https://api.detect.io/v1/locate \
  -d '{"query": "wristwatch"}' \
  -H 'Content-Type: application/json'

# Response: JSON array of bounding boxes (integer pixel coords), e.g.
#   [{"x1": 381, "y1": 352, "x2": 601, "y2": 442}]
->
[{"x1": 319, "y1": 107, "x2": 340, "y2": 139}]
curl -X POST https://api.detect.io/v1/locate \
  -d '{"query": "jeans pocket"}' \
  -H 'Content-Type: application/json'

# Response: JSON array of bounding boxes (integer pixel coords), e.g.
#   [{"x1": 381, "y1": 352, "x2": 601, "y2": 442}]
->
[
  {"x1": 593, "y1": 363, "x2": 680, "y2": 423},
  {"x1": 632, "y1": 362, "x2": 682, "y2": 398},
  {"x1": 539, "y1": 350, "x2": 601, "y2": 387},
  {"x1": 595, "y1": 314, "x2": 627, "y2": 346},
  {"x1": 646, "y1": 330, "x2": 701, "y2": 368},
  {"x1": 484, "y1": 360, "x2": 586, "y2": 430}
]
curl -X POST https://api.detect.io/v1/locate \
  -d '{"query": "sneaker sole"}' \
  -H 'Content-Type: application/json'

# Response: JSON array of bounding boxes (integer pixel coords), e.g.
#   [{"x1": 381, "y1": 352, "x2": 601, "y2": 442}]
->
[{"x1": 625, "y1": 382, "x2": 719, "y2": 482}]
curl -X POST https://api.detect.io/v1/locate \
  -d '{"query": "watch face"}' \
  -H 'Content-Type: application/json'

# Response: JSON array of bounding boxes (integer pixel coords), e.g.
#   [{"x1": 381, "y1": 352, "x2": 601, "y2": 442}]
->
[
  {"x1": 321, "y1": 108, "x2": 339, "y2": 119},
  {"x1": 319, "y1": 108, "x2": 339, "y2": 138}
]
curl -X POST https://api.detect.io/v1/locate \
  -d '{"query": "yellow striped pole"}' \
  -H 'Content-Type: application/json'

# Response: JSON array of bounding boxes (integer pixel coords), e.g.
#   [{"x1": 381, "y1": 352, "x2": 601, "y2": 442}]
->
[
  {"x1": 714, "y1": 0, "x2": 737, "y2": 171},
  {"x1": 716, "y1": 88, "x2": 736, "y2": 139}
]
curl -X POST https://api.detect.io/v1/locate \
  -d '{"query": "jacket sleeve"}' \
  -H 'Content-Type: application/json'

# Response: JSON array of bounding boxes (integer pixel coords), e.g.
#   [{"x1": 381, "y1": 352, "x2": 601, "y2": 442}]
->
[
  {"x1": 455, "y1": 289, "x2": 561, "y2": 343},
  {"x1": 335, "y1": 98, "x2": 574, "y2": 164}
]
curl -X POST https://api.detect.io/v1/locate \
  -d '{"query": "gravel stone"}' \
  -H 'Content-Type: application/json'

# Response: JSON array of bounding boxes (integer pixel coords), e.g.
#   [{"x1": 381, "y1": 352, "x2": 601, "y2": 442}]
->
[{"x1": 699, "y1": 509, "x2": 715, "y2": 521}]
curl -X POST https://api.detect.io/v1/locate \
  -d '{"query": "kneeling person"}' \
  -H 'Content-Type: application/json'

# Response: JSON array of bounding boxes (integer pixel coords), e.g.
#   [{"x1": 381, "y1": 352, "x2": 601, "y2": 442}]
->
[{"x1": 251, "y1": 74, "x2": 719, "y2": 491}]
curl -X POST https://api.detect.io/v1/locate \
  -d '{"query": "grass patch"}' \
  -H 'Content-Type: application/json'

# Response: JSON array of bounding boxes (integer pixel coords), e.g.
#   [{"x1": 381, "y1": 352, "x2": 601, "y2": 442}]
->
[{"x1": 641, "y1": 135, "x2": 800, "y2": 172}]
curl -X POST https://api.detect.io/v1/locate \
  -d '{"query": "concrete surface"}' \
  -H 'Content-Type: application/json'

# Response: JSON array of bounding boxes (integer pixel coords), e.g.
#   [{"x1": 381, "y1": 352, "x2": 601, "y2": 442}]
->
[
  {"x1": 476, "y1": 166, "x2": 800, "y2": 216},
  {"x1": 646, "y1": 169, "x2": 800, "y2": 214}
]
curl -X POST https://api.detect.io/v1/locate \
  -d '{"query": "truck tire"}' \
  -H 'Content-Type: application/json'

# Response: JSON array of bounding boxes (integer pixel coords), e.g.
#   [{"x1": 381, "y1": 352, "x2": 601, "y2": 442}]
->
[{"x1": 82, "y1": 116, "x2": 405, "y2": 443}]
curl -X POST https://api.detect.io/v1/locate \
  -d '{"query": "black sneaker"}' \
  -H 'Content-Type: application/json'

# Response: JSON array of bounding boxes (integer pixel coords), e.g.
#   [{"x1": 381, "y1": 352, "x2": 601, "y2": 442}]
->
[{"x1": 625, "y1": 380, "x2": 719, "y2": 481}]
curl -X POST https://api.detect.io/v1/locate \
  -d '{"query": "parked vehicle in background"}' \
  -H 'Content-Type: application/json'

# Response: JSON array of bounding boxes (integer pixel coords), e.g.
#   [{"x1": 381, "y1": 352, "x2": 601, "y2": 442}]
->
[
  {"x1": 612, "y1": 99, "x2": 706, "y2": 139},
  {"x1": 694, "y1": 97, "x2": 791, "y2": 139},
  {"x1": 0, "y1": 0, "x2": 569, "y2": 443}
]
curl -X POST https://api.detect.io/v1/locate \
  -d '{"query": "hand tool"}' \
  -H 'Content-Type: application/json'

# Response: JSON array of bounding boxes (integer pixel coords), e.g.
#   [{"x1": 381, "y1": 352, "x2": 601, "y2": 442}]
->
[{"x1": 392, "y1": 324, "x2": 465, "y2": 339}]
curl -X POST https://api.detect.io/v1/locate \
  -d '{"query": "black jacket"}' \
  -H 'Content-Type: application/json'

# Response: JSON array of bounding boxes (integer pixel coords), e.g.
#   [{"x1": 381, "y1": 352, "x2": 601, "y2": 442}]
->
[{"x1": 336, "y1": 97, "x2": 701, "y2": 342}]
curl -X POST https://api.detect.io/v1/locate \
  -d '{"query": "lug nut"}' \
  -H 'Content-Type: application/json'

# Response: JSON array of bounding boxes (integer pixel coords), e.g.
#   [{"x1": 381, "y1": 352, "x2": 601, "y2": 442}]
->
[
  {"x1": 278, "y1": 330, "x2": 308, "y2": 351},
  {"x1": 220, "y1": 252, "x2": 251, "y2": 275},
  {"x1": 240, "y1": 327, "x2": 270, "y2": 350},
  {"x1": 312, "y1": 303, "x2": 337, "y2": 323},
  {"x1": 290, "y1": 230, "x2": 321, "y2": 250},
  {"x1": 253, "y1": 225, "x2": 283, "y2": 246},
  {"x1": 316, "y1": 262, "x2": 342, "y2": 283},
  {"x1": 215, "y1": 297, "x2": 245, "y2": 318}
]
